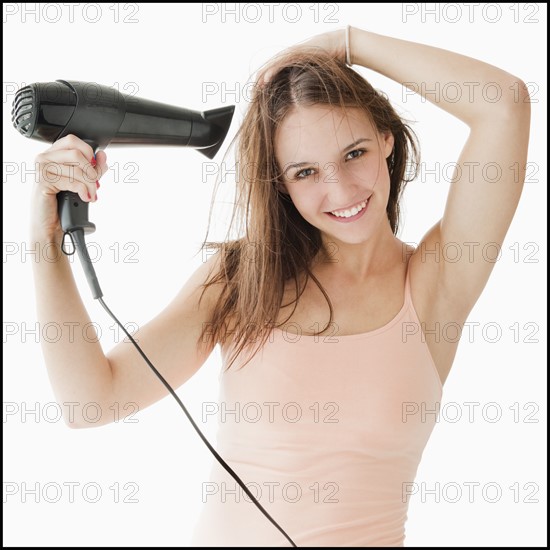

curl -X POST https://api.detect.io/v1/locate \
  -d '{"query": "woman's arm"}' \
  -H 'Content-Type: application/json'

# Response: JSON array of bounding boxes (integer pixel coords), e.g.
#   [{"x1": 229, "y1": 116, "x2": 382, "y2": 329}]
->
[
  {"x1": 349, "y1": 28, "x2": 531, "y2": 315},
  {"x1": 349, "y1": 28, "x2": 527, "y2": 124},
  {"x1": 30, "y1": 135, "x2": 223, "y2": 428},
  {"x1": 32, "y1": 225, "x2": 222, "y2": 428}
]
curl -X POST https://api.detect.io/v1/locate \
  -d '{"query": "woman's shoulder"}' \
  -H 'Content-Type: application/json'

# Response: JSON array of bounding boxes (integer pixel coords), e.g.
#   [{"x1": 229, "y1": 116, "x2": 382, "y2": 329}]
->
[{"x1": 404, "y1": 224, "x2": 473, "y2": 331}]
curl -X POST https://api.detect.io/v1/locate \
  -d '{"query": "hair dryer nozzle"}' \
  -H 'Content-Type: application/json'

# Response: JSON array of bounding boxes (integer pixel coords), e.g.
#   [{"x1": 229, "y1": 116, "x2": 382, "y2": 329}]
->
[{"x1": 198, "y1": 105, "x2": 235, "y2": 159}]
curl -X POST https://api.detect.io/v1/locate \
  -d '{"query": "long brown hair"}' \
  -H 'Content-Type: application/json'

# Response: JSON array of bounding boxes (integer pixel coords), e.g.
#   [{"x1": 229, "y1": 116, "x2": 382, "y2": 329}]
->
[{"x1": 197, "y1": 50, "x2": 419, "y2": 370}]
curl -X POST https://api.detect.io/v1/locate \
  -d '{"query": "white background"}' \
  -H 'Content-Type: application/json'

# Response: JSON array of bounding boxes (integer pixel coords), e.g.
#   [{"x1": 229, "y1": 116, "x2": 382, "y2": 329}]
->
[{"x1": 3, "y1": 2, "x2": 547, "y2": 547}]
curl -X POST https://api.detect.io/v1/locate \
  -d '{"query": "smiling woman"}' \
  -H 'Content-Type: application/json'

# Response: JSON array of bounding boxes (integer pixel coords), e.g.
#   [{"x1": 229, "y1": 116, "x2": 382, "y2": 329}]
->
[{"x1": 189, "y1": 26, "x2": 531, "y2": 546}]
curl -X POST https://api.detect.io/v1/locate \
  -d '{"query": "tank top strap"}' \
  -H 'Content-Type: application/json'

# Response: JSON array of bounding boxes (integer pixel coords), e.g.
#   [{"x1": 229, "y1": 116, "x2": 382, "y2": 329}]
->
[{"x1": 403, "y1": 256, "x2": 414, "y2": 308}]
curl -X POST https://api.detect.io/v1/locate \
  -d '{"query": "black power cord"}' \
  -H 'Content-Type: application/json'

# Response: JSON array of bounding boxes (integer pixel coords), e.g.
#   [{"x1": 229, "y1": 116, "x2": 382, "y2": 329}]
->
[{"x1": 63, "y1": 228, "x2": 298, "y2": 548}]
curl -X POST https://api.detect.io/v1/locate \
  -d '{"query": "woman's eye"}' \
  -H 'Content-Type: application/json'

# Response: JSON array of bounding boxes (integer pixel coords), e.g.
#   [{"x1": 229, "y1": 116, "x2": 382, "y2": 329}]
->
[
  {"x1": 345, "y1": 149, "x2": 366, "y2": 161},
  {"x1": 296, "y1": 167, "x2": 315, "y2": 179}
]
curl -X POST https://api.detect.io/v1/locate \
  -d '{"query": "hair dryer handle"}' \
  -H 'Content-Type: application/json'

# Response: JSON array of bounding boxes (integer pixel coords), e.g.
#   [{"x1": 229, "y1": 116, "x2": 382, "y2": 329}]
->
[
  {"x1": 57, "y1": 139, "x2": 97, "y2": 234},
  {"x1": 57, "y1": 191, "x2": 96, "y2": 235}
]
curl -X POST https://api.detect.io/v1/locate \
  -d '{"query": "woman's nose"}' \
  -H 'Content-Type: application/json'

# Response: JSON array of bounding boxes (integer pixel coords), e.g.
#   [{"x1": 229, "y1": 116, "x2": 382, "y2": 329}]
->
[{"x1": 322, "y1": 162, "x2": 361, "y2": 200}]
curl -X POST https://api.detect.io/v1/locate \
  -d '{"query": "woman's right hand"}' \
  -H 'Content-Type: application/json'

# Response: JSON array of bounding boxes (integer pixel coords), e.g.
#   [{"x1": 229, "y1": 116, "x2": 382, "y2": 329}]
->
[{"x1": 31, "y1": 134, "x2": 108, "y2": 240}]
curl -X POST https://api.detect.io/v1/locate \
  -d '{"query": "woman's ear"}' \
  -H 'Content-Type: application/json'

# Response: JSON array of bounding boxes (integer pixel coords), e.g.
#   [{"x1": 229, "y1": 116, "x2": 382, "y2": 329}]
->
[{"x1": 383, "y1": 132, "x2": 395, "y2": 159}]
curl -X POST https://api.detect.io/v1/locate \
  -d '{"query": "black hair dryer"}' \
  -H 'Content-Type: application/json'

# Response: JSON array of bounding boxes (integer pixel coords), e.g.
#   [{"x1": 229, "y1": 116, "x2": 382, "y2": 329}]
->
[{"x1": 11, "y1": 80, "x2": 235, "y2": 236}]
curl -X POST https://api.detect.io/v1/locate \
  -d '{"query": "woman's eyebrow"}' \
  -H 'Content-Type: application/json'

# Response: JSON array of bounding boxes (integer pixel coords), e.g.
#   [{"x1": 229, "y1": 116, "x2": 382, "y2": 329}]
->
[
  {"x1": 283, "y1": 161, "x2": 310, "y2": 176},
  {"x1": 342, "y1": 137, "x2": 372, "y2": 152},
  {"x1": 283, "y1": 138, "x2": 373, "y2": 176}
]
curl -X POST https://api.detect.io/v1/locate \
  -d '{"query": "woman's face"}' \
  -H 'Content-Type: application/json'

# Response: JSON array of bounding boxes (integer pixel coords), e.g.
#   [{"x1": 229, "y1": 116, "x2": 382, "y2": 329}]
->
[{"x1": 275, "y1": 104, "x2": 394, "y2": 245}]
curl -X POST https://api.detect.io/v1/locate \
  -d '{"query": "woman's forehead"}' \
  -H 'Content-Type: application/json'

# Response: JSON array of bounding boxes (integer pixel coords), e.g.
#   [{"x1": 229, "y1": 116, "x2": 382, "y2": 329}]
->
[
  {"x1": 278, "y1": 104, "x2": 373, "y2": 131},
  {"x1": 275, "y1": 105, "x2": 377, "y2": 159}
]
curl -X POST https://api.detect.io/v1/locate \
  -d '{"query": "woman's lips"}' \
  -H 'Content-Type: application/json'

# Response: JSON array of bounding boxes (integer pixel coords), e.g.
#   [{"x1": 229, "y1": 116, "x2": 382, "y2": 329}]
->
[{"x1": 324, "y1": 198, "x2": 370, "y2": 223}]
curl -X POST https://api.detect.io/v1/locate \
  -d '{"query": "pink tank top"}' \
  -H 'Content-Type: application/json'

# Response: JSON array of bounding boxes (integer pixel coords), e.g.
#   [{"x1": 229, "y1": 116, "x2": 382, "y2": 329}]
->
[{"x1": 191, "y1": 264, "x2": 443, "y2": 547}]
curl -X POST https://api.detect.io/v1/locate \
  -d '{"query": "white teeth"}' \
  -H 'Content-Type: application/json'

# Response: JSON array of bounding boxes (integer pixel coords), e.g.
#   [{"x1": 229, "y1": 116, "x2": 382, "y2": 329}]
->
[{"x1": 330, "y1": 199, "x2": 368, "y2": 218}]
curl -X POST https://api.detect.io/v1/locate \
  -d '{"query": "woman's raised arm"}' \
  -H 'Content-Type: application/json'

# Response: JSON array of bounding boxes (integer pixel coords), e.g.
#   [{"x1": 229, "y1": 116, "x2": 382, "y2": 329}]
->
[{"x1": 348, "y1": 28, "x2": 531, "y2": 314}]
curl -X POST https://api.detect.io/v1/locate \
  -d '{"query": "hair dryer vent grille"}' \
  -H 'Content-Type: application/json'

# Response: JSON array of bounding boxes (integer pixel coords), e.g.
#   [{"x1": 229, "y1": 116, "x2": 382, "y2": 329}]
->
[{"x1": 12, "y1": 85, "x2": 36, "y2": 136}]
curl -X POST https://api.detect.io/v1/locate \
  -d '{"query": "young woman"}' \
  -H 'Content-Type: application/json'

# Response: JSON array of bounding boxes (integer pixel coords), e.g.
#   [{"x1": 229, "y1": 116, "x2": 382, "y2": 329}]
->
[{"x1": 31, "y1": 26, "x2": 530, "y2": 547}]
